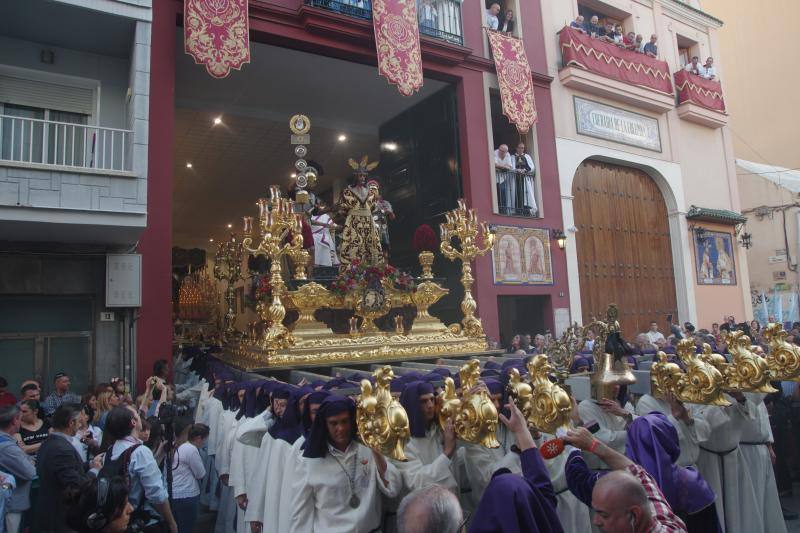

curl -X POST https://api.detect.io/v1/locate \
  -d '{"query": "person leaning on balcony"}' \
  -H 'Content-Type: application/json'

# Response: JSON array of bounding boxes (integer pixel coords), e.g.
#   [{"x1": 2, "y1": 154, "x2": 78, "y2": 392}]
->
[
  {"x1": 494, "y1": 144, "x2": 515, "y2": 214},
  {"x1": 498, "y1": 9, "x2": 515, "y2": 34},
  {"x1": 484, "y1": 3, "x2": 500, "y2": 31},
  {"x1": 623, "y1": 31, "x2": 635, "y2": 47},
  {"x1": 602, "y1": 22, "x2": 617, "y2": 43},
  {"x1": 570, "y1": 15, "x2": 587, "y2": 33},
  {"x1": 643, "y1": 34, "x2": 658, "y2": 58},
  {"x1": 630, "y1": 33, "x2": 644, "y2": 52},
  {"x1": 586, "y1": 15, "x2": 604, "y2": 38},
  {"x1": 700, "y1": 57, "x2": 717, "y2": 80},
  {"x1": 685, "y1": 56, "x2": 702, "y2": 76}
]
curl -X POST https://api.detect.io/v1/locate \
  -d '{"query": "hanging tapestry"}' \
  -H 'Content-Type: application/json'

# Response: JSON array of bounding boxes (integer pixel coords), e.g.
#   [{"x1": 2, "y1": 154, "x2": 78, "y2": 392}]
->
[
  {"x1": 487, "y1": 30, "x2": 538, "y2": 133},
  {"x1": 184, "y1": 0, "x2": 251, "y2": 78},
  {"x1": 372, "y1": 0, "x2": 424, "y2": 96}
]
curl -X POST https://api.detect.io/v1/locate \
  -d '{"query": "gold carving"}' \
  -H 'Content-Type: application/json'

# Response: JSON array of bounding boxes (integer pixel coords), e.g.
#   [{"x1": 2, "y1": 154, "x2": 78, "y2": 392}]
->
[
  {"x1": 651, "y1": 341, "x2": 730, "y2": 406},
  {"x1": 356, "y1": 366, "x2": 410, "y2": 461},
  {"x1": 762, "y1": 323, "x2": 800, "y2": 381},
  {"x1": 585, "y1": 304, "x2": 636, "y2": 400},
  {"x1": 440, "y1": 200, "x2": 495, "y2": 338},
  {"x1": 506, "y1": 368, "x2": 533, "y2": 423},
  {"x1": 418, "y1": 251, "x2": 435, "y2": 280},
  {"x1": 721, "y1": 331, "x2": 777, "y2": 393},
  {"x1": 527, "y1": 355, "x2": 573, "y2": 434},
  {"x1": 213, "y1": 233, "x2": 243, "y2": 339},
  {"x1": 439, "y1": 360, "x2": 500, "y2": 448},
  {"x1": 289, "y1": 114, "x2": 311, "y2": 135}
]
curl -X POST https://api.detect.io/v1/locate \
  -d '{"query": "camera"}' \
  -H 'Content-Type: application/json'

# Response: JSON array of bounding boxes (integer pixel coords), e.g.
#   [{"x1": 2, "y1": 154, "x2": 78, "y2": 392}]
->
[{"x1": 156, "y1": 403, "x2": 187, "y2": 425}]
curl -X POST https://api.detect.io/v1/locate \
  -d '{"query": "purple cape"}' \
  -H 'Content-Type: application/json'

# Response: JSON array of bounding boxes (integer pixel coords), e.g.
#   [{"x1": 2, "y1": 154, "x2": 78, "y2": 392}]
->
[
  {"x1": 399, "y1": 381, "x2": 435, "y2": 438},
  {"x1": 302, "y1": 395, "x2": 356, "y2": 458},
  {"x1": 239, "y1": 381, "x2": 259, "y2": 419},
  {"x1": 625, "y1": 413, "x2": 716, "y2": 515},
  {"x1": 468, "y1": 448, "x2": 564, "y2": 533}
]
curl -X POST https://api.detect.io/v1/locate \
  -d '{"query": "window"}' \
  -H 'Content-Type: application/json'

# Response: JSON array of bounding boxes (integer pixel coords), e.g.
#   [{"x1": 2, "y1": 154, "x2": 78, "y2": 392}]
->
[
  {"x1": 676, "y1": 34, "x2": 699, "y2": 68},
  {"x1": 0, "y1": 102, "x2": 89, "y2": 166}
]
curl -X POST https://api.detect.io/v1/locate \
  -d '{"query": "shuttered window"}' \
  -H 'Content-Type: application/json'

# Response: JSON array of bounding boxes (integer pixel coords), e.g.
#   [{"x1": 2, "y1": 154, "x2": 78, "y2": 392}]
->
[{"x1": 0, "y1": 74, "x2": 95, "y2": 116}]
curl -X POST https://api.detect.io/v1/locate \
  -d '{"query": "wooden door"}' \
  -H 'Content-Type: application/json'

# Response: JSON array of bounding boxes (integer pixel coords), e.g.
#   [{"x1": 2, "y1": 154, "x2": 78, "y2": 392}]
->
[{"x1": 572, "y1": 160, "x2": 677, "y2": 339}]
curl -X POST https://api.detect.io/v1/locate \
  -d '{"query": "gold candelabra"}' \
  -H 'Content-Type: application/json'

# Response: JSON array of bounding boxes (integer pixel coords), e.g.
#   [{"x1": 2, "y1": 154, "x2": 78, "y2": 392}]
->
[
  {"x1": 440, "y1": 199, "x2": 495, "y2": 338},
  {"x1": 213, "y1": 233, "x2": 243, "y2": 339},
  {"x1": 242, "y1": 186, "x2": 306, "y2": 353}
]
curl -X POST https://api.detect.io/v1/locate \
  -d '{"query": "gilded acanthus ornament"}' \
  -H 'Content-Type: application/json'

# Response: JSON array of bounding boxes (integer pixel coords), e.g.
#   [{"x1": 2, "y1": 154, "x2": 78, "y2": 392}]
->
[
  {"x1": 506, "y1": 368, "x2": 533, "y2": 424},
  {"x1": 356, "y1": 366, "x2": 410, "y2": 461},
  {"x1": 440, "y1": 200, "x2": 495, "y2": 338},
  {"x1": 439, "y1": 359, "x2": 500, "y2": 448},
  {"x1": 762, "y1": 323, "x2": 800, "y2": 381},
  {"x1": 650, "y1": 340, "x2": 730, "y2": 406},
  {"x1": 710, "y1": 331, "x2": 777, "y2": 393},
  {"x1": 527, "y1": 355, "x2": 573, "y2": 434}
]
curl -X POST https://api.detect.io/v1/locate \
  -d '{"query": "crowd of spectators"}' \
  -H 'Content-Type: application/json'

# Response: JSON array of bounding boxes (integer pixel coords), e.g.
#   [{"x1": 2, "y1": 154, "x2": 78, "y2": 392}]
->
[{"x1": 0, "y1": 357, "x2": 205, "y2": 533}]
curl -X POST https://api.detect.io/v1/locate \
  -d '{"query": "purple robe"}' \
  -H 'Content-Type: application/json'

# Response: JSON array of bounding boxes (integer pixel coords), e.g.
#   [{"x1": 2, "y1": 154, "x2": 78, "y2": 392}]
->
[{"x1": 468, "y1": 448, "x2": 564, "y2": 533}]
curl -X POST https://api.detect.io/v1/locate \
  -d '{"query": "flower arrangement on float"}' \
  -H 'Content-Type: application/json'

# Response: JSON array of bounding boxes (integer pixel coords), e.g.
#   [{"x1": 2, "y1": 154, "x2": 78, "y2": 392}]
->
[{"x1": 330, "y1": 259, "x2": 415, "y2": 297}]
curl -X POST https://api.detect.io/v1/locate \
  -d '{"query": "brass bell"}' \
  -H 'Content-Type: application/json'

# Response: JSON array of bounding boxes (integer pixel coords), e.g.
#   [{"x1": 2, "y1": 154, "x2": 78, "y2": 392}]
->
[{"x1": 590, "y1": 351, "x2": 635, "y2": 400}]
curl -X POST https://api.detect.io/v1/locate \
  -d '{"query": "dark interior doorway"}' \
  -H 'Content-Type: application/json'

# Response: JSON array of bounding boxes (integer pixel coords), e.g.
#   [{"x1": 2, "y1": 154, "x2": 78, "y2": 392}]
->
[{"x1": 497, "y1": 295, "x2": 549, "y2": 348}]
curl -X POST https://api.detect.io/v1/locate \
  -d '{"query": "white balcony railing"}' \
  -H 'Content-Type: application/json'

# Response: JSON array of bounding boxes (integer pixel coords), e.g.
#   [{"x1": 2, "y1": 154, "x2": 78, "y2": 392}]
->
[{"x1": 0, "y1": 115, "x2": 133, "y2": 173}]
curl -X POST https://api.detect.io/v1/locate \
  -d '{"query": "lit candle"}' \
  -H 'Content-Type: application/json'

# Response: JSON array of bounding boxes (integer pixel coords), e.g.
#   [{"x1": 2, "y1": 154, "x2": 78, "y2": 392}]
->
[{"x1": 243, "y1": 217, "x2": 253, "y2": 235}]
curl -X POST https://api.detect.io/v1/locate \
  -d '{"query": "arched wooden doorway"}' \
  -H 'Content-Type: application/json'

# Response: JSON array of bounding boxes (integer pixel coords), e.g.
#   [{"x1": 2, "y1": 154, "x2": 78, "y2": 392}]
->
[{"x1": 572, "y1": 159, "x2": 678, "y2": 338}]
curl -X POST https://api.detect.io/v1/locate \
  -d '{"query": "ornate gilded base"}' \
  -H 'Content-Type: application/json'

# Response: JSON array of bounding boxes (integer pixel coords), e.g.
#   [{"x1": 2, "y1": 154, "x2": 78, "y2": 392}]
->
[{"x1": 220, "y1": 330, "x2": 488, "y2": 371}]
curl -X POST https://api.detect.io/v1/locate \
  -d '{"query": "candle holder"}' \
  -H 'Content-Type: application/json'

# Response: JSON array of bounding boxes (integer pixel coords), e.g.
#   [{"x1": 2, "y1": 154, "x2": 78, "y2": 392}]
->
[
  {"x1": 241, "y1": 187, "x2": 305, "y2": 352},
  {"x1": 213, "y1": 233, "x2": 243, "y2": 340},
  {"x1": 440, "y1": 199, "x2": 495, "y2": 338}
]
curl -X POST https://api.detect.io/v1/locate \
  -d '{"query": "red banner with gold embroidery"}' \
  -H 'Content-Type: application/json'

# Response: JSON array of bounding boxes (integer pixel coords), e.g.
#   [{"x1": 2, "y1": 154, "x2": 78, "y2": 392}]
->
[
  {"x1": 487, "y1": 30, "x2": 537, "y2": 134},
  {"x1": 559, "y1": 26, "x2": 673, "y2": 95},
  {"x1": 674, "y1": 70, "x2": 726, "y2": 113},
  {"x1": 184, "y1": 0, "x2": 250, "y2": 79},
  {"x1": 372, "y1": 0, "x2": 423, "y2": 96}
]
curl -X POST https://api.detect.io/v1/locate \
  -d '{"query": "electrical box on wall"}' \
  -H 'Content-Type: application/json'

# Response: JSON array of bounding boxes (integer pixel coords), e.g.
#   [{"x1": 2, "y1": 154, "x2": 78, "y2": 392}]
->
[{"x1": 106, "y1": 254, "x2": 142, "y2": 307}]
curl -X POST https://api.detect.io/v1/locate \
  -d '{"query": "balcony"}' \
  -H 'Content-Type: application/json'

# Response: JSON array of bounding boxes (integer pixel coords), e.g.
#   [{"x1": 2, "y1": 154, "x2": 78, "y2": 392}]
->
[
  {"x1": 496, "y1": 169, "x2": 538, "y2": 217},
  {"x1": 304, "y1": 0, "x2": 464, "y2": 46},
  {"x1": 1, "y1": 115, "x2": 133, "y2": 174},
  {"x1": 557, "y1": 26, "x2": 675, "y2": 114},
  {"x1": 673, "y1": 70, "x2": 728, "y2": 128}
]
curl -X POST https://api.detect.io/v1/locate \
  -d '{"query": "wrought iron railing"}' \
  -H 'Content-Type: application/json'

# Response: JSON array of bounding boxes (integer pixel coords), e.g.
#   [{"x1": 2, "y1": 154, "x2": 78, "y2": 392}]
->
[
  {"x1": 0, "y1": 115, "x2": 133, "y2": 172},
  {"x1": 305, "y1": 0, "x2": 464, "y2": 46},
  {"x1": 496, "y1": 169, "x2": 538, "y2": 217}
]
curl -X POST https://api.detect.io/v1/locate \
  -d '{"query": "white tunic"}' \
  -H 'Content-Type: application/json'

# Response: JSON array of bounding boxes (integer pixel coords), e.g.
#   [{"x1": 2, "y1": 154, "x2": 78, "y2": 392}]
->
[
  {"x1": 694, "y1": 396, "x2": 763, "y2": 533},
  {"x1": 635, "y1": 394, "x2": 709, "y2": 467},
  {"x1": 311, "y1": 213, "x2": 339, "y2": 267},
  {"x1": 396, "y1": 426, "x2": 459, "y2": 495},
  {"x1": 578, "y1": 399, "x2": 634, "y2": 470},
  {"x1": 461, "y1": 425, "x2": 515, "y2": 507},
  {"x1": 228, "y1": 415, "x2": 268, "y2": 533},
  {"x1": 242, "y1": 412, "x2": 276, "y2": 527},
  {"x1": 205, "y1": 397, "x2": 224, "y2": 456},
  {"x1": 290, "y1": 441, "x2": 402, "y2": 533},
  {"x1": 740, "y1": 394, "x2": 787, "y2": 533},
  {"x1": 214, "y1": 413, "x2": 239, "y2": 533}
]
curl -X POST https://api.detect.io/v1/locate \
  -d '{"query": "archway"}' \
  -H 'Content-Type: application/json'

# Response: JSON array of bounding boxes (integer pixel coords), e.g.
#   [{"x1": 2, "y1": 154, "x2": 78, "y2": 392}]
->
[{"x1": 572, "y1": 159, "x2": 678, "y2": 338}]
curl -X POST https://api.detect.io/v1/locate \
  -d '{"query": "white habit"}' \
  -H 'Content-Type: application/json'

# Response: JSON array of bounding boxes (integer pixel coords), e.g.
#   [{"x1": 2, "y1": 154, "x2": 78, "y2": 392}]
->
[
  {"x1": 578, "y1": 399, "x2": 635, "y2": 470},
  {"x1": 694, "y1": 396, "x2": 763, "y2": 533},
  {"x1": 290, "y1": 441, "x2": 402, "y2": 533},
  {"x1": 740, "y1": 393, "x2": 787, "y2": 533}
]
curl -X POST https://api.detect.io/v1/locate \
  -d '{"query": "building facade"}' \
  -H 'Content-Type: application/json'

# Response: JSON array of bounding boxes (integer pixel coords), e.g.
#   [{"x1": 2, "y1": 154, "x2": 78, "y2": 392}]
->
[
  {"x1": 0, "y1": 0, "x2": 151, "y2": 393},
  {"x1": 539, "y1": 0, "x2": 751, "y2": 336}
]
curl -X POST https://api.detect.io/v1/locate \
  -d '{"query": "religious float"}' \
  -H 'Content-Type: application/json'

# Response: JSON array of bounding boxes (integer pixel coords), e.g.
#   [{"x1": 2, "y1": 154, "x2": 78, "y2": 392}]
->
[{"x1": 211, "y1": 115, "x2": 496, "y2": 371}]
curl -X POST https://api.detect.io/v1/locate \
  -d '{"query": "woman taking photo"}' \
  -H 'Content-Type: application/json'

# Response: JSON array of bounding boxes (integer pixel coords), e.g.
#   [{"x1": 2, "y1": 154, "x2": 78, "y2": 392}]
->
[
  {"x1": 167, "y1": 418, "x2": 209, "y2": 533},
  {"x1": 14, "y1": 399, "x2": 50, "y2": 457},
  {"x1": 65, "y1": 476, "x2": 134, "y2": 533}
]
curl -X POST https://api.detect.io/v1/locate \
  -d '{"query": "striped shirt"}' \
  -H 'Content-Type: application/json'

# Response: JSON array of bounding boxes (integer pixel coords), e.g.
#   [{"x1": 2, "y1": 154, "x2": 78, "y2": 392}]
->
[{"x1": 625, "y1": 464, "x2": 687, "y2": 532}]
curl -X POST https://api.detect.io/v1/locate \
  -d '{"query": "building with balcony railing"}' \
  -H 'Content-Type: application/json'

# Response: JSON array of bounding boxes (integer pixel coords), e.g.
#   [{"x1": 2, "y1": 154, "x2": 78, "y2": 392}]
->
[
  {"x1": 0, "y1": 0, "x2": 151, "y2": 394},
  {"x1": 540, "y1": 0, "x2": 749, "y2": 338}
]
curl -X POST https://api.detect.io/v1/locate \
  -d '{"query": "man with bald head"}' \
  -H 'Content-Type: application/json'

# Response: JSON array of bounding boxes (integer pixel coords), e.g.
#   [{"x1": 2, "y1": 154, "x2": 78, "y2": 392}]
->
[
  {"x1": 397, "y1": 484, "x2": 462, "y2": 533},
  {"x1": 564, "y1": 426, "x2": 687, "y2": 532}
]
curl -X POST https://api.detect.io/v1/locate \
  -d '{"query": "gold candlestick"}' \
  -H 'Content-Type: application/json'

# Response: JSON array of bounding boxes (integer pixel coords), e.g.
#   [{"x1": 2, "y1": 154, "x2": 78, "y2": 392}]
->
[
  {"x1": 241, "y1": 187, "x2": 304, "y2": 353},
  {"x1": 213, "y1": 233, "x2": 243, "y2": 340},
  {"x1": 440, "y1": 199, "x2": 495, "y2": 338}
]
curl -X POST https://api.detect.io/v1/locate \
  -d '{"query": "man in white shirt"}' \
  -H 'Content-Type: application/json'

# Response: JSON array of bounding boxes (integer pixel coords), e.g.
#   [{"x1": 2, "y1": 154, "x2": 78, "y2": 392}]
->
[
  {"x1": 484, "y1": 3, "x2": 500, "y2": 31},
  {"x1": 291, "y1": 395, "x2": 401, "y2": 533},
  {"x1": 684, "y1": 55, "x2": 702, "y2": 76},
  {"x1": 494, "y1": 144, "x2": 515, "y2": 215},
  {"x1": 700, "y1": 56, "x2": 717, "y2": 80},
  {"x1": 644, "y1": 321, "x2": 666, "y2": 345}
]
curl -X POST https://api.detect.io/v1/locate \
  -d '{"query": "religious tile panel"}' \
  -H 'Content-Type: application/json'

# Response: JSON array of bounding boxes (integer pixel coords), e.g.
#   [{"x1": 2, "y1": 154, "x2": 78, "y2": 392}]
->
[{"x1": 490, "y1": 225, "x2": 553, "y2": 285}]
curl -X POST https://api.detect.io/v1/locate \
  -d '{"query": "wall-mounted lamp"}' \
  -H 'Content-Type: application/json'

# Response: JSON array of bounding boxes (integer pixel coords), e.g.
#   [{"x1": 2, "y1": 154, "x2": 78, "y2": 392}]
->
[
  {"x1": 552, "y1": 229, "x2": 567, "y2": 250},
  {"x1": 690, "y1": 225, "x2": 707, "y2": 245},
  {"x1": 739, "y1": 231, "x2": 752, "y2": 249}
]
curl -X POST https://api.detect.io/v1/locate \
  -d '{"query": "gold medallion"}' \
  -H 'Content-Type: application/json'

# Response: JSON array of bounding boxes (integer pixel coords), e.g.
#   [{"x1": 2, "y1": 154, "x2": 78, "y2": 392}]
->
[{"x1": 289, "y1": 114, "x2": 311, "y2": 135}]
